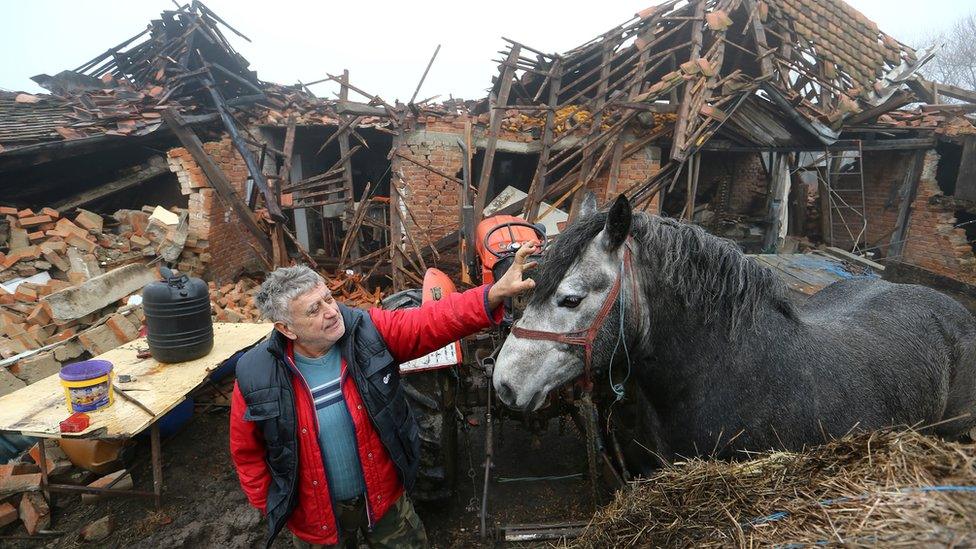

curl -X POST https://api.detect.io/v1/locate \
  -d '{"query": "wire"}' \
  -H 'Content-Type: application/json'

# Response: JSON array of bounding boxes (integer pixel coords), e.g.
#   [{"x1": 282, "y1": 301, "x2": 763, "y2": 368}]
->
[{"x1": 608, "y1": 255, "x2": 632, "y2": 402}]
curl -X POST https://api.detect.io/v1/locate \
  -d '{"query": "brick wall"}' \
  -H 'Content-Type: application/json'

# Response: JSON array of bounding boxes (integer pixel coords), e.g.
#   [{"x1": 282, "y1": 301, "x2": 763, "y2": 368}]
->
[
  {"x1": 900, "y1": 150, "x2": 976, "y2": 285},
  {"x1": 696, "y1": 152, "x2": 767, "y2": 216},
  {"x1": 855, "y1": 150, "x2": 913, "y2": 255},
  {"x1": 166, "y1": 137, "x2": 264, "y2": 283},
  {"x1": 581, "y1": 139, "x2": 660, "y2": 211},
  {"x1": 395, "y1": 132, "x2": 465, "y2": 245}
]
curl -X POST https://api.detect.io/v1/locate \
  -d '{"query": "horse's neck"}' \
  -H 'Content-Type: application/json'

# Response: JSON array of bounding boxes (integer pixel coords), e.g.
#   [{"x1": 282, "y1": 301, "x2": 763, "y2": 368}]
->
[{"x1": 639, "y1": 287, "x2": 755, "y2": 382}]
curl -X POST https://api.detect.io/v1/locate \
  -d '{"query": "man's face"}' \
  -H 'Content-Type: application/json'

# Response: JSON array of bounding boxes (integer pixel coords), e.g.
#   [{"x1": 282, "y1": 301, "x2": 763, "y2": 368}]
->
[{"x1": 277, "y1": 282, "x2": 345, "y2": 354}]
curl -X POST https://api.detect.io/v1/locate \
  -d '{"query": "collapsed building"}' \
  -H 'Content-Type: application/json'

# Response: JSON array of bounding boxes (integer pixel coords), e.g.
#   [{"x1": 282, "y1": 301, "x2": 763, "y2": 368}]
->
[{"x1": 1, "y1": 0, "x2": 975, "y2": 389}]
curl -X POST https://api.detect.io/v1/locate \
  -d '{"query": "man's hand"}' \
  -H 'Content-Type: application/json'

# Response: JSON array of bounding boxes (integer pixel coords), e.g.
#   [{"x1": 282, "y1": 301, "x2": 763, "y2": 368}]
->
[{"x1": 487, "y1": 241, "x2": 540, "y2": 310}]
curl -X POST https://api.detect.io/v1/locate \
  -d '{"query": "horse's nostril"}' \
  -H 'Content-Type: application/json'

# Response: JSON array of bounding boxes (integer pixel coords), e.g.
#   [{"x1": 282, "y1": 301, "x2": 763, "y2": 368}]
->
[{"x1": 496, "y1": 380, "x2": 515, "y2": 404}]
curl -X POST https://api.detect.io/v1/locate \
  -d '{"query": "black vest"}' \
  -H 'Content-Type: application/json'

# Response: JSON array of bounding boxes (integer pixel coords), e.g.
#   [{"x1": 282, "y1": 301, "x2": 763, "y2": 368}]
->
[{"x1": 235, "y1": 305, "x2": 420, "y2": 547}]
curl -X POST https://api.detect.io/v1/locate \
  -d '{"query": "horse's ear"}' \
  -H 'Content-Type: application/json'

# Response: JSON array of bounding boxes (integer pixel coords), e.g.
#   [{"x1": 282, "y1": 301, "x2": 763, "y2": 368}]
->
[
  {"x1": 603, "y1": 194, "x2": 631, "y2": 252},
  {"x1": 579, "y1": 191, "x2": 598, "y2": 218}
]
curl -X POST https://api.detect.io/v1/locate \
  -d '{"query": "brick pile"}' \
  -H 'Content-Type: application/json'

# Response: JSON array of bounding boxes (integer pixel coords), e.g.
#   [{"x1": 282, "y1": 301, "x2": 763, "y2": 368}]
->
[
  {"x1": 208, "y1": 270, "x2": 384, "y2": 324},
  {"x1": 1, "y1": 443, "x2": 134, "y2": 535},
  {"x1": 0, "y1": 202, "x2": 210, "y2": 395}
]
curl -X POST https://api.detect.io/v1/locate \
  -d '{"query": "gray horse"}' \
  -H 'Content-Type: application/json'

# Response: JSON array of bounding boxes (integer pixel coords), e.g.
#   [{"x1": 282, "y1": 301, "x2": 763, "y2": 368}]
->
[{"x1": 493, "y1": 194, "x2": 976, "y2": 464}]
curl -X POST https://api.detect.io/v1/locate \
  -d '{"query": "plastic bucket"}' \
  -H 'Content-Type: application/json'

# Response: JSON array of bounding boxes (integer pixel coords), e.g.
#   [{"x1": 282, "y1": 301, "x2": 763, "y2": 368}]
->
[{"x1": 60, "y1": 360, "x2": 114, "y2": 413}]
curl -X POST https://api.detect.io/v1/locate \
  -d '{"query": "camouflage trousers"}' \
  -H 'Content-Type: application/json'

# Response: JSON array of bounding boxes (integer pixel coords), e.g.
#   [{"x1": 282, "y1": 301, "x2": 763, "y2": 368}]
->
[{"x1": 291, "y1": 494, "x2": 428, "y2": 549}]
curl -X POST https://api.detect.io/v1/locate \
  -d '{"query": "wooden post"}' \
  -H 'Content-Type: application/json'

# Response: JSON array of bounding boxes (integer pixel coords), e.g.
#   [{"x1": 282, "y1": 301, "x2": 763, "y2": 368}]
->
[
  {"x1": 460, "y1": 116, "x2": 475, "y2": 284},
  {"x1": 745, "y1": 0, "x2": 774, "y2": 78},
  {"x1": 888, "y1": 150, "x2": 926, "y2": 258},
  {"x1": 338, "y1": 70, "x2": 357, "y2": 220},
  {"x1": 162, "y1": 109, "x2": 273, "y2": 262},
  {"x1": 570, "y1": 42, "x2": 614, "y2": 221},
  {"x1": 474, "y1": 45, "x2": 521, "y2": 222},
  {"x1": 203, "y1": 80, "x2": 284, "y2": 222},
  {"x1": 671, "y1": 0, "x2": 705, "y2": 162},
  {"x1": 524, "y1": 58, "x2": 562, "y2": 223}
]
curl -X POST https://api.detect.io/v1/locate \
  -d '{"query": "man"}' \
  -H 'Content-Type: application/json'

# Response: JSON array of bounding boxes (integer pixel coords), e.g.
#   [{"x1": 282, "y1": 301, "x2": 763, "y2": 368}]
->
[{"x1": 230, "y1": 243, "x2": 538, "y2": 548}]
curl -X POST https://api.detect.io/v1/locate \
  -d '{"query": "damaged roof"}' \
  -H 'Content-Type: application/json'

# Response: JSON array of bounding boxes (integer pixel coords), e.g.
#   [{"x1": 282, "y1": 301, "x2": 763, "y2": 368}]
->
[{"x1": 0, "y1": 2, "x2": 395, "y2": 157}]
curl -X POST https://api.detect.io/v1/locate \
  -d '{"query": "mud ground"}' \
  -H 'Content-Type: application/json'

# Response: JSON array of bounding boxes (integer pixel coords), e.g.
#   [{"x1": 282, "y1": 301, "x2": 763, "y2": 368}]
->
[{"x1": 3, "y1": 404, "x2": 595, "y2": 548}]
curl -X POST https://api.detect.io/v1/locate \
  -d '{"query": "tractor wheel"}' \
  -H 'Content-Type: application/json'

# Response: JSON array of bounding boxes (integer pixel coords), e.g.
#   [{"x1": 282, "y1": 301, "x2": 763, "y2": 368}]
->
[
  {"x1": 402, "y1": 368, "x2": 458, "y2": 501},
  {"x1": 383, "y1": 289, "x2": 459, "y2": 502}
]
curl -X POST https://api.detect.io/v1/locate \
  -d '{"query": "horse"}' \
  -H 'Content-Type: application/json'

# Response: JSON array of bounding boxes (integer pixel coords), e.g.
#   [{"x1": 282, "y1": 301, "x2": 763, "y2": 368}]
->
[{"x1": 493, "y1": 194, "x2": 976, "y2": 467}]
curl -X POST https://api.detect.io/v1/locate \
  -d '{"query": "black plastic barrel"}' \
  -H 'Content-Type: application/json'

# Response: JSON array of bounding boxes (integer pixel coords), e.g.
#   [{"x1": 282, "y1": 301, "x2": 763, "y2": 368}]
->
[{"x1": 142, "y1": 267, "x2": 214, "y2": 363}]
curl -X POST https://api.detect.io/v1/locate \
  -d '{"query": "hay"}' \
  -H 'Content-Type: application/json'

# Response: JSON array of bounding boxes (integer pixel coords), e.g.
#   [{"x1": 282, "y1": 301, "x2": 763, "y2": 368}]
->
[{"x1": 573, "y1": 429, "x2": 976, "y2": 547}]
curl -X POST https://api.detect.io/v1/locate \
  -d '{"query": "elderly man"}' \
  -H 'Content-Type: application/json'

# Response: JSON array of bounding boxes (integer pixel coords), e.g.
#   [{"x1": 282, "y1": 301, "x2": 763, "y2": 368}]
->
[{"x1": 230, "y1": 243, "x2": 538, "y2": 549}]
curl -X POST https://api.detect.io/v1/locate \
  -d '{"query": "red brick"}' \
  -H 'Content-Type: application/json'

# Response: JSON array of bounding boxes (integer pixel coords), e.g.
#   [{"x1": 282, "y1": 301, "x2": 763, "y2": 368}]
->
[
  {"x1": 0, "y1": 206, "x2": 17, "y2": 215},
  {"x1": 0, "y1": 501, "x2": 16, "y2": 527},
  {"x1": 66, "y1": 233, "x2": 96, "y2": 253},
  {"x1": 18, "y1": 492, "x2": 49, "y2": 535},
  {"x1": 74, "y1": 209, "x2": 104, "y2": 232},
  {"x1": 19, "y1": 215, "x2": 52, "y2": 227},
  {"x1": 16, "y1": 208, "x2": 35, "y2": 218},
  {"x1": 40, "y1": 207, "x2": 59, "y2": 219}
]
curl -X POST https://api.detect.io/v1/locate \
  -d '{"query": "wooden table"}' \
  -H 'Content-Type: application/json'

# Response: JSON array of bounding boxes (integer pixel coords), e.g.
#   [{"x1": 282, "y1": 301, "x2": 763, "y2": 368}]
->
[{"x1": 0, "y1": 322, "x2": 271, "y2": 508}]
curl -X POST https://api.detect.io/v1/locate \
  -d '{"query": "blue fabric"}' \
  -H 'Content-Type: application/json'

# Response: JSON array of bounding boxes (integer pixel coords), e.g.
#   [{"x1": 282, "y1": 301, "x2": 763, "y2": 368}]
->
[{"x1": 293, "y1": 347, "x2": 365, "y2": 501}]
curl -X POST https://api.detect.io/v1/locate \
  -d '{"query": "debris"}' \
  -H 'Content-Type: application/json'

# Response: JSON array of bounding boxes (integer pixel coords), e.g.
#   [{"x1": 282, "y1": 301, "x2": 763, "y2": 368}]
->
[
  {"x1": 42, "y1": 264, "x2": 157, "y2": 321},
  {"x1": 81, "y1": 470, "x2": 133, "y2": 504},
  {"x1": 79, "y1": 515, "x2": 115, "y2": 542},
  {"x1": 18, "y1": 492, "x2": 50, "y2": 535},
  {"x1": 0, "y1": 501, "x2": 16, "y2": 528}
]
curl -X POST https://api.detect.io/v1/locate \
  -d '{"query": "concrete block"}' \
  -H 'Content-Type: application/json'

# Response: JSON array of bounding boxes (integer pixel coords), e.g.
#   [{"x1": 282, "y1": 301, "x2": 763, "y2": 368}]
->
[
  {"x1": 10, "y1": 351, "x2": 60, "y2": 384},
  {"x1": 53, "y1": 339, "x2": 84, "y2": 361},
  {"x1": 0, "y1": 366, "x2": 26, "y2": 397},
  {"x1": 43, "y1": 264, "x2": 158, "y2": 321},
  {"x1": 0, "y1": 469, "x2": 41, "y2": 499}
]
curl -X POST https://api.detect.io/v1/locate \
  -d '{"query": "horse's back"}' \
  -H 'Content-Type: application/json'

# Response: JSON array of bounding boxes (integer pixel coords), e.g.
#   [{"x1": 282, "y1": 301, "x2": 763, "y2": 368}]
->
[{"x1": 798, "y1": 277, "x2": 976, "y2": 436}]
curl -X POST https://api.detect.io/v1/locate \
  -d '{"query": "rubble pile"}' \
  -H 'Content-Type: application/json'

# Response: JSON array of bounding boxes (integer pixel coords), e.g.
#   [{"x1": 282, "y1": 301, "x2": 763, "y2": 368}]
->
[{"x1": 0, "y1": 203, "x2": 213, "y2": 394}]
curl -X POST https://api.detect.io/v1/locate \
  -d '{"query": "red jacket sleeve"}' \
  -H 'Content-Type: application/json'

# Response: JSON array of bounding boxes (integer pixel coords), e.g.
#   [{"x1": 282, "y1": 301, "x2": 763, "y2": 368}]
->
[
  {"x1": 369, "y1": 284, "x2": 504, "y2": 363},
  {"x1": 229, "y1": 381, "x2": 271, "y2": 512}
]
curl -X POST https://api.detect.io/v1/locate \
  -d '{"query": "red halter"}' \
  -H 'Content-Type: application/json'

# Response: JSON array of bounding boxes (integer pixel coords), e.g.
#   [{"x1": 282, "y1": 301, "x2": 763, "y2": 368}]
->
[{"x1": 509, "y1": 241, "x2": 636, "y2": 390}]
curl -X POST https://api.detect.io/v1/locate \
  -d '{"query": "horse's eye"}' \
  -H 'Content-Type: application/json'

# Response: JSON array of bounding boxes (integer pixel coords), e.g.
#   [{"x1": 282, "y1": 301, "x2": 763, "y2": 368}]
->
[{"x1": 558, "y1": 295, "x2": 583, "y2": 308}]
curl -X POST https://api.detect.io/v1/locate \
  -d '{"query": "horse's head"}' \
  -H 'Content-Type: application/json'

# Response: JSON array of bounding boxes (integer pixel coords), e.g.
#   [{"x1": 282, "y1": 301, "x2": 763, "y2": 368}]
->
[{"x1": 493, "y1": 194, "x2": 633, "y2": 411}]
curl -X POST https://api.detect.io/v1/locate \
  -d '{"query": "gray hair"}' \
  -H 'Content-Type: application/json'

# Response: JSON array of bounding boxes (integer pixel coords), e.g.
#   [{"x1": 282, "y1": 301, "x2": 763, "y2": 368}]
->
[{"x1": 255, "y1": 265, "x2": 326, "y2": 323}]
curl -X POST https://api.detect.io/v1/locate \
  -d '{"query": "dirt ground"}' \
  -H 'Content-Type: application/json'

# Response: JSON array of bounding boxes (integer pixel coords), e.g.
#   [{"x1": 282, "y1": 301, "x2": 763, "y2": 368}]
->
[{"x1": 3, "y1": 403, "x2": 595, "y2": 548}]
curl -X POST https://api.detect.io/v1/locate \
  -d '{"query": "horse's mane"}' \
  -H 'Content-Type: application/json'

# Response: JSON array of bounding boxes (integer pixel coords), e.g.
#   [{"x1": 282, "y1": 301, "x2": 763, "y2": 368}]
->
[{"x1": 531, "y1": 212, "x2": 797, "y2": 333}]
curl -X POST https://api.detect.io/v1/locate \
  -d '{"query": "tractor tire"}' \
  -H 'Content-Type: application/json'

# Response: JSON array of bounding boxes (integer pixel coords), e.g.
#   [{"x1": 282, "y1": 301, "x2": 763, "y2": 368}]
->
[
  {"x1": 402, "y1": 369, "x2": 458, "y2": 502},
  {"x1": 382, "y1": 290, "x2": 459, "y2": 502}
]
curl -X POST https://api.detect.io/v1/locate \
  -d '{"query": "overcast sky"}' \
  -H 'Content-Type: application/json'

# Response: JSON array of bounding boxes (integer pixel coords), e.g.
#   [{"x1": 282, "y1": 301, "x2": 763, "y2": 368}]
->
[{"x1": 2, "y1": 0, "x2": 974, "y2": 102}]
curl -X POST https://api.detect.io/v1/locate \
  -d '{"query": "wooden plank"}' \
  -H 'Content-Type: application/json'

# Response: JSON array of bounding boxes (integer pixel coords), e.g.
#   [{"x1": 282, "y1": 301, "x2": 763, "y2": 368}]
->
[
  {"x1": 524, "y1": 58, "x2": 562, "y2": 223},
  {"x1": 956, "y1": 136, "x2": 976, "y2": 202},
  {"x1": 474, "y1": 45, "x2": 521, "y2": 222},
  {"x1": 744, "y1": 0, "x2": 774, "y2": 77},
  {"x1": 570, "y1": 41, "x2": 614, "y2": 221},
  {"x1": 162, "y1": 109, "x2": 273, "y2": 259},
  {"x1": 823, "y1": 246, "x2": 885, "y2": 271},
  {"x1": 52, "y1": 158, "x2": 169, "y2": 212},
  {"x1": 0, "y1": 323, "x2": 271, "y2": 439},
  {"x1": 888, "y1": 150, "x2": 926, "y2": 258},
  {"x1": 203, "y1": 80, "x2": 284, "y2": 222},
  {"x1": 671, "y1": 0, "x2": 706, "y2": 161},
  {"x1": 338, "y1": 70, "x2": 356, "y2": 216}
]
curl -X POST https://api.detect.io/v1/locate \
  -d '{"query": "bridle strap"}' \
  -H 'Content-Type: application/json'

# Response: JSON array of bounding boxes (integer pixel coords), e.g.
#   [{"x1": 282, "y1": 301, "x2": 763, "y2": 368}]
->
[{"x1": 510, "y1": 241, "x2": 635, "y2": 390}]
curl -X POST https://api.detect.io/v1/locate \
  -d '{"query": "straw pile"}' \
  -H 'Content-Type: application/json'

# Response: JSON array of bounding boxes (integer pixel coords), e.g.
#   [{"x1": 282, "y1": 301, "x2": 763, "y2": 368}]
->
[{"x1": 573, "y1": 429, "x2": 976, "y2": 548}]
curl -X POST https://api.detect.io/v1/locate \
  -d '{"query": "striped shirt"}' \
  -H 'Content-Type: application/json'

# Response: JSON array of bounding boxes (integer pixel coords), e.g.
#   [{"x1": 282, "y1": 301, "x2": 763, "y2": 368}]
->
[{"x1": 293, "y1": 347, "x2": 365, "y2": 501}]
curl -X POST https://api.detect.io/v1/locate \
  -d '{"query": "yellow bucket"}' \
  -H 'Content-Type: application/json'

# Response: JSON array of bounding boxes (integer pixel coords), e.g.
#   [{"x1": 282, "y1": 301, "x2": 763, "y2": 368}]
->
[{"x1": 59, "y1": 360, "x2": 114, "y2": 413}]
